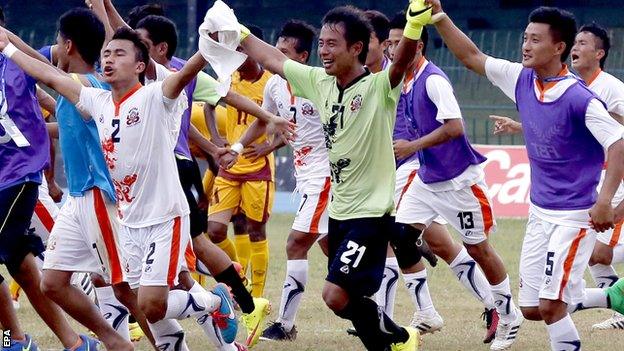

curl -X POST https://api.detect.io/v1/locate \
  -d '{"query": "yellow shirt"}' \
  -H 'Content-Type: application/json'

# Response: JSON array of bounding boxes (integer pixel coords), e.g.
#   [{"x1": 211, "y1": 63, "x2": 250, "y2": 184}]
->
[{"x1": 221, "y1": 71, "x2": 274, "y2": 180}]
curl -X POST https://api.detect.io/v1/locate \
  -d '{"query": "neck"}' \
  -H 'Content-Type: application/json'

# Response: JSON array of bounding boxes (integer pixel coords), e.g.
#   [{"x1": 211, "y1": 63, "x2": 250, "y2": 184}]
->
[
  {"x1": 336, "y1": 64, "x2": 366, "y2": 88},
  {"x1": 367, "y1": 55, "x2": 384, "y2": 74},
  {"x1": 67, "y1": 58, "x2": 95, "y2": 75},
  {"x1": 534, "y1": 60, "x2": 565, "y2": 82},
  {"x1": 111, "y1": 79, "x2": 140, "y2": 102},
  {"x1": 240, "y1": 64, "x2": 264, "y2": 82},
  {"x1": 576, "y1": 64, "x2": 601, "y2": 83}
]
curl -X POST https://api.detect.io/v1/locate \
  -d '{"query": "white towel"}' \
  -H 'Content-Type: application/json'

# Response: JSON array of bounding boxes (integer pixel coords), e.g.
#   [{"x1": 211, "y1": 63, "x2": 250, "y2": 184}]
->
[{"x1": 198, "y1": 0, "x2": 248, "y2": 96}]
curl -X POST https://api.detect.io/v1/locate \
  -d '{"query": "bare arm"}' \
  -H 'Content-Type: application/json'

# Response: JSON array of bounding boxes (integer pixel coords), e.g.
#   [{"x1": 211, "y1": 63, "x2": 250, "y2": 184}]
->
[
  {"x1": 37, "y1": 87, "x2": 56, "y2": 117},
  {"x1": 5, "y1": 28, "x2": 50, "y2": 64},
  {"x1": 238, "y1": 119, "x2": 268, "y2": 148},
  {"x1": 427, "y1": 0, "x2": 488, "y2": 75},
  {"x1": 162, "y1": 52, "x2": 207, "y2": 99},
  {"x1": 389, "y1": 37, "x2": 420, "y2": 88},
  {"x1": 240, "y1": 35, "x2": 288, "y2": 78},
  {"x1": 89, "y1": 0, "x2": 115, "y2": 42},
  {"x1": 203, "y1": 103, "x2": 227, "y2": 146},
  {"x1": 102, "y1": 0, "x2": 129, "y2": 30},
  {"x1": 46, "y1": 122, "x2": 59, "y2": 139},
  {"x1": 223, "y1": 90, "x2": 279, "y2": 124},
  {"x1": 490, "y1": 115, "x2": 523, "y2": 135},
  {"x1": 394, "y1": 119, "x2": 463, "y2": 159},
  {"x1": 189, "y1": 124, "x2": 221, "y2": 157}
]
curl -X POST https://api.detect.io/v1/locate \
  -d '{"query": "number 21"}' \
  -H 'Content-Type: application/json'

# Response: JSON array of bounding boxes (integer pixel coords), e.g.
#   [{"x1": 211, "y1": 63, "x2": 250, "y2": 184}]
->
[{"x1": 340, "y1": 241, "x2": 366, "y2": 268}]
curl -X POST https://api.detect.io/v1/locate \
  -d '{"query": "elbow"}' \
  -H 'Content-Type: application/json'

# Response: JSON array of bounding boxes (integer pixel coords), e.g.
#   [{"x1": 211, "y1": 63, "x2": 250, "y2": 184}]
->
[{"x1": 445, "y1": 120, "x2": 464, "y2": 139}]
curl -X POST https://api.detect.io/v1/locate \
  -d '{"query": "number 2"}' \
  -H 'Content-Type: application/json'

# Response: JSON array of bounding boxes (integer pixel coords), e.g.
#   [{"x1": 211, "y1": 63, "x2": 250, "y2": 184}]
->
[
  {"x1": 340, "y1": 241, "x2": 366, "y2": 268},
  {"x1": 145, "y1": 242, "x2": 156, "y2": 265},
  {"x1": 111, "y1": 119, "x2": 120, "y2": 143}
]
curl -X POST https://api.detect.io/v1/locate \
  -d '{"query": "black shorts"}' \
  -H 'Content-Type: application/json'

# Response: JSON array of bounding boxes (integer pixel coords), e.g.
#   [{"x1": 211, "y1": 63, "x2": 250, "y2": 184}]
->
[
  {"x1": 176, "y1": 157, "x2": 208, "y2": 239},
  {"x1": 326, "y1": 214, "x2": 392, "y2": 298},
  {"x1": 0, "y1": 182, "x2": 45, "y2": 267}
]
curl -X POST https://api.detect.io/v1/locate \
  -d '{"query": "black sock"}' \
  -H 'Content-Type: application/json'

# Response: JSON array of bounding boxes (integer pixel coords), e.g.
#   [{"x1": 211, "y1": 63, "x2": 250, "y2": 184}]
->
[
  {"x1": 128, "y1": 315, "x2": 137, "y2": 324},
  {"x1": 214, "y1": 264, "x2": 255, "y2": 313},
  {"x1": 341, "y1": 297, "x2": 409, "y2": 350}
]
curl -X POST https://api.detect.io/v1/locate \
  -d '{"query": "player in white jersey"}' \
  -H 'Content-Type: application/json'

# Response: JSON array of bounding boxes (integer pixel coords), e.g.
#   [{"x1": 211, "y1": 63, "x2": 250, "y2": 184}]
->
[
  {"x1": 571, "y1": 23, "x2": 624, "y2": 330},
  {"x1": 221, "y1": 20, "x2": 332, "y2": 341},
  {"x1": 0, "y1": 27, "x2": 249, "y2": 345}
]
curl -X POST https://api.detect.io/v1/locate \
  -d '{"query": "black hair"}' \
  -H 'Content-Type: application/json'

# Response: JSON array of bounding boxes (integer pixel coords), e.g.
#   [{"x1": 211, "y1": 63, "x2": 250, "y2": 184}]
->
[
  {"x1": 388, "y1": 11, "x2": 428, "y2": 56},
  {"x1": 364, "y1": 10, "x2": 390, "y2": 42},
  {"x1": 278, "y1": 20, "x2": 316, "y2": 61},
  {"x1": 246, "y1": 24, "x2": 264, "y2": 41},
  {"x1": 528, "y1": 7, "x2": 577, "y2": 62},
  {"x1": 58, "y1": 8, "x2": 105, "y2": 66},
  {"x1": 322, "y1": 6, "x2": 373, "y2": 64},
  {"x1": 579, "y1": 23, "x2": 611, "y2": 69},
  {"x1": 0, "y1": 6, "x2": 5, "y2": 26},
  {"x1": 136, "y1": 15, "x2": 178, "y2": 60},
  {"x1": 389, "y1": 10, "x2": 406, "y2": 30},
  {"x1": 111, "y1": 27, "x2": 150, "y2": 84},
  {"x1": 127, "y1": 3, "x2": 165, "y2": 29}
]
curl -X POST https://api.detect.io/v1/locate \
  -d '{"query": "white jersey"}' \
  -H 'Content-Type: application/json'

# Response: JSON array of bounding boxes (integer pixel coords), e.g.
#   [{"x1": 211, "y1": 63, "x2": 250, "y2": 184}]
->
[
  {"x1": 588, "y1": 70, "x2": 624, "y2": 117},
  {"x1": 78, "y1": 82, "x2": 190, "y2": 228},
  {"x1": 262, "y1": 74, "x2": 330, "y2": 183}
]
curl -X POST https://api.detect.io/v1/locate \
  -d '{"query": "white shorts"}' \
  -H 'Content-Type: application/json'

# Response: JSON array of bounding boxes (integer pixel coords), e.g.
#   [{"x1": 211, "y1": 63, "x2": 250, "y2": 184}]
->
[
  {"x1": 292, "y1": 177, "x2": 330, "y2": 236},
  {"x1": 594, "y1": 170, "x2": 624, "y2": 247},
  {"x1": 119, "y1": 215, "x2": 191, "y2": 289},
  {"x1": 396, "y1": 178, "x2": 495, "y2": 245},
  {"x1": 518, "y1": 212, "x2": 596, "y2": 307},
  {"x1": 43, "y1": 188, "x2": 125, "y2": 284},
  {"x1": 394, "y1": 160, "x2": 447, "y2": 225},
  {"x1": 30, "y1": 180, "x2": 59, "y2": 244}
]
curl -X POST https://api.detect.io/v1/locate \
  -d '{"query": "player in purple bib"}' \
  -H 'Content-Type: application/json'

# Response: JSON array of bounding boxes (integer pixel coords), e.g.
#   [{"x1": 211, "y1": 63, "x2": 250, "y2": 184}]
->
[{"x1": 428, "y1": 1, "x2": 624, "y2": 350}]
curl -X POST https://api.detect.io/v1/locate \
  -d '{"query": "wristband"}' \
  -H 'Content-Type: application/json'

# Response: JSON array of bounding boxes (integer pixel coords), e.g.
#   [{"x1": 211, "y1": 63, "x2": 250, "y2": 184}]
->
[
  {"x1": 240, "y1": 24, "x2": 251, "y2": 41},
  {"x1": 430, "y1": 12, "x2": 448, "y2": 24},
  {"x1": 231, "y1": 142, "x2": 244, "y2": 154},
  {"x1": 2, "y1": 43, "x2": 18, "y2": 58},
  {"x1": 403, "y1": 23, "x2": 424, "y2": 40}
]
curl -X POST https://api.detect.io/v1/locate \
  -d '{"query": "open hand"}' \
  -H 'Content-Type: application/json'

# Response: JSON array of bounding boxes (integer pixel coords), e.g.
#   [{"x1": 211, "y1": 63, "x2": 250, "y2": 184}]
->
[
  {"x1": 267, "y1": 117, "x2": 296, "y2": 145},
  {"x1": 242, "y1": 141, "x2": 274, "y2": 161},
  {"x1": 490, "y1": 115, "x2": 522, "y2": 135}
]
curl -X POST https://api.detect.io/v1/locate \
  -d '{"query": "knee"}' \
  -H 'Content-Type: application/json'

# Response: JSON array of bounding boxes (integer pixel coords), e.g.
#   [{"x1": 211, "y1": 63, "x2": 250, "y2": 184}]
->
[
  {"x1": 247, "y1": 221, "x2": 266, "y2": 241},
  {"x1": 590, "y1": 248, "x2": 613, "y2": 266},
  {"x1": 286, "y1": 234, "x2": 311, "y2": 259},
  {"x1": 322, "y1": 286, "x2": 348, "y2": 314},
  {"x1": 465, "y1": 242, "x2": 489, "y2": 259},
  {"x1": 140, "y1": 297, "x2": 167, "y2": 323},
  {"x1": 538, "y1": 301, "x2": 566, "y2": 324},
  {"x1": 232, "y1": 215, "x2": 247, "y2": 234},
  {"x1": 40, "y1": 273, "x2": 64, "y2": 298},
  {"x1": 520, "y1": 306, "x2": 543, "y2": 321},
  {"x1": 207, "y1": 222, "x2": 228, "y2": 243},
  {"x1": 90, "y1": 273, "x2": 107, "y2": 288}
]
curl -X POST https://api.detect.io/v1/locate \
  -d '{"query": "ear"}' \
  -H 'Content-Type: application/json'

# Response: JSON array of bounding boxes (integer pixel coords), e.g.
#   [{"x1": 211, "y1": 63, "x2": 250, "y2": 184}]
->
[
  {"x1": 64, "y1": 39, "x2": 74, "y2": 55},
  {"x1": 157, "y1": 42, "x2": 168, "y2": 57},
  {"x1": 555, "y1": 41, "x2": 566, "y2": 57},
  {"x1": 351, "y1": 41, "x2": 364, "y2": 58},
  {"x1": 381, "y1": 39, "x2": 390, "y2": 50},
  {"x1": 300, "y1": 51, "x2": 310, "y2": 63},
  {"x1": 596, "y1": 48, "x2": 606, "y2": 61},
  {"x1": 136, "y1": 60, "x2": 146, "y2": 75}
]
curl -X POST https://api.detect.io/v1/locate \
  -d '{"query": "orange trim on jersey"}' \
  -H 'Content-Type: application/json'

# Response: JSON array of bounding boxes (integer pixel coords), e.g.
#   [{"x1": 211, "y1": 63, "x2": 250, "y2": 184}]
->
[
  {"x1": 536, "y1": 65, "x2": 569, "y2": 102},
  {"x1": 309, "y1": 177, "x2": 331, "y2": 234},
  {"x1": 470, "y1": 184, "x2": 494, "y2": 235},
  {"x1": 184, "y1": 243, "x2": 197, "y2": 272},
  {"x1": 558, "y1": 229, "x2": 587, "y2": 300},
  {"x1": 93, "y1": 188, "x2": 124, "y2": 285},
  {"x1": 396, "y1": 170, "x2": 418, "y2": 210},
  {"x1": 609, "y1": 222, "x2": 623, "y2": 248},
  {"x1": 167, "y1": 217, "x2": 182, "y2": 287},
  {"x1": 403, "y1": 57, "x2": 426, "y2": 93},
  {"x1": 586, "y1": 68, "x2": 602, "y2": 87},
  {"x1": 286, "y1": 82, "x2": 296, "y2": 105},
  {"x1": 113, "y1": 83, "x2": 143, "y2": 116},
  {"x1": 34, "y1": 200, "x2": 55, "y2": 233},
  {"x1": 262, "y1": 180, "x2": 271, "y2": 223}
]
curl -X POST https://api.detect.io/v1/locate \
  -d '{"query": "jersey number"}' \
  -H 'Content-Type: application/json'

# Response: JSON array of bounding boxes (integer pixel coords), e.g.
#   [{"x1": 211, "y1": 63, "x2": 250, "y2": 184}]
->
[
  {"x1": 331, "y1": 105, "x2": 345, "y2": 129},
  {"x1": 111, "y1": 119, "x2": 121, "y2": 143},
  {"x1": 296, "y1": 194, "x2": 308, "y2": 215},
  {"x1": 340, "y1": 241, "x2": 366, "y2": 268},
  {"x1": 545, "y1": 251, "x2": 555, "y2": 276},
  {"x1": 289, "y1": 106, "x2": 298, "y2": 124},
  {"x1": 457, "y1": 212, "x2": 475, "y2": 230},
  {"x1": 145, "y1": 242, "x2": 156, "y2": 265}
]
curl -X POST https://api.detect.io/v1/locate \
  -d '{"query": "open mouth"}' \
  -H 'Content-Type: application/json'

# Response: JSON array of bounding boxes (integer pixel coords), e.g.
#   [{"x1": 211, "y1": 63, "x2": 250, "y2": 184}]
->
[
  {"x1": 322, "y1": 59, "x2": 334, "y2": 68},
  {"x1": 103, "y1": 66, "x2": 114, "y2": 77},
  {"x1": 571, "y1": 54, "x2": 579, "y2": 62}
]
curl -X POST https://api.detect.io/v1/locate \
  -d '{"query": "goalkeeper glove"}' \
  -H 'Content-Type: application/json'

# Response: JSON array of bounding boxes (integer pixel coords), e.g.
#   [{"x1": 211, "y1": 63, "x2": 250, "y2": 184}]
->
[{"x1": 404, "y1": 0, "x2": 432, "y2": 40}]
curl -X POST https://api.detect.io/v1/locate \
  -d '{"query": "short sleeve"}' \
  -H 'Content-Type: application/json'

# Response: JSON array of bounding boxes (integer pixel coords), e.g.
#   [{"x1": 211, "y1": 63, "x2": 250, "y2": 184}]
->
[
  {"x1": 485, "y1": 57, "x2": 523, "y2": 102},
  {"x1": 374, "y1": 68, "x2": 401, "y2": 110},
  {"x1": 603, "y1": 81, "x2": 624, "y2": 117},
  {"x1": 425, "y1": 75, "x2": 462, "y2": 121},
  {"x1": 283, "y1": 59, "x2": 324, "y2": 102},
  {"x1": 77, "y1": 86, "x2": 108, "y2": 121},
  {"x1": 586, "y1": 98, "x2": 624, "y2": 149},
  {"x1": 261, "y1": 78, "x2": 279, "y2": 116},
  {"x1": 192, "y1": 71, "x2": 222, "y2": 106}
]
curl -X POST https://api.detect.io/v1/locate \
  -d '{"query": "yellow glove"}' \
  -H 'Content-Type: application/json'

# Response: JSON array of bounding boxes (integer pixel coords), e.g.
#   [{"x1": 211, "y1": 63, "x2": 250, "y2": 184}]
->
[
  {"x1": 240, "y1": 24, "x2": 251, "y2": 41},
  {"x1": 404, "y1": 0, "x2": 432, "y2": 40}
]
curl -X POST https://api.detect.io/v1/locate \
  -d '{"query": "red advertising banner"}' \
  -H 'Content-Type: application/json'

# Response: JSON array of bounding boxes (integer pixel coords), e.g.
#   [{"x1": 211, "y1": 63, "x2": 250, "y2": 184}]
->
[{"x1": 475, "y1": 145, "x2": 530, "y2": 218}]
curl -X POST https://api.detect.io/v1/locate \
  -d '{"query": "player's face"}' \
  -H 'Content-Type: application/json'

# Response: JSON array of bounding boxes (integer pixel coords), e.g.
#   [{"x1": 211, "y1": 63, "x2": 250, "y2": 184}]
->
[
  {"x1": 318, "y1": 23, "x2": 362, "y2": 76},
  {"x1": 55, "y1": 33, "x2": 70, "y2": 72},
  {"x1": 387, "y1": 29, "x2": 403, "y2": 61},
  {"x1": 136, "y1": 28, "x2": 166, "y2": 65},
  {"x1": 101, "y1": 39, "x2": 146, "y2": 84},
  {"x1": 522, "y1": 22, "x2": 566, "y2": 68},
  {"x1": 276, "y1": 36, "x2": 308, "y2": 63},
  {"x1": 571, "y1": 31, "x2": 603, "y2": 71},
  {"x1": 365, "y1": 33, "x2": 387, "y2": 67}
]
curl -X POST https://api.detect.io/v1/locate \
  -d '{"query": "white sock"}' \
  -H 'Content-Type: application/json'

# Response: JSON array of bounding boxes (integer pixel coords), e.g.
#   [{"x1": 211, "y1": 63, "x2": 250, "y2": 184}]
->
[
  {"x1": 148, "y1": 319, "x2": 190, "y2": 351},
  {"x1": 546, "y1": 315, "x2": 580, "y2": 351},
  {"x1": 189, "y1": 282, "x2": 235, "y2": 349},
  {"x1": 164, "y1": 289, "x2": 221, "y2": 320},
  {"x1": 94, "y1": 286, "x2": 130, "y2": 341},
  {"x1": 403, "y1": 269, "x2": 436, "y2": 315},
  {"x1": 589, "y1": 264, "x2": 619, "y2": 288},
  {"x1": 278, "y1": 259, "x2": 308, "y2": 330},
  {"x1": 568, "y1": 288, "x2": 609, "y2": 313},
  {"x1": 613, "y1": 245, "x2": 624, "y2": 264},
  {"x1": 373, "y1": 257, "x2": 400, "y2": 319},
  {"x1": 72, "y1": 272, "x2": 96, "y2": 302},
  {"x1": 490, "y1": 275, "x2": 518, "y2": 323},
  {"x1": 449, "y1": 247, "x2": 496, "y2": 310}
]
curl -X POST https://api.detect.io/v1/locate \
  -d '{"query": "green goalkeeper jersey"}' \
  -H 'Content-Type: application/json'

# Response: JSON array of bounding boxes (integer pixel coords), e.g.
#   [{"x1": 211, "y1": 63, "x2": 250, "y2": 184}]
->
[{"x1": 283, "y1": 59, "x2": 401, "y2": 220}]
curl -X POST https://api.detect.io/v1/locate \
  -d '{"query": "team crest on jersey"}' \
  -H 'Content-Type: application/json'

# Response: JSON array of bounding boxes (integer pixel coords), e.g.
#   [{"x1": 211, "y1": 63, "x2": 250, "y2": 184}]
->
[
  {"x1": 301, "y1": 102, "x2": 315, "y2": 116},
  {"x1": 126, "y1": 107, "x2": 140, "y2": 126},
  {"x1": 350, "y1": 94, "x2": 362, "y2": 112},
  {"x1": 99, "y1": 114, "x2": 104, "y2": 123}
]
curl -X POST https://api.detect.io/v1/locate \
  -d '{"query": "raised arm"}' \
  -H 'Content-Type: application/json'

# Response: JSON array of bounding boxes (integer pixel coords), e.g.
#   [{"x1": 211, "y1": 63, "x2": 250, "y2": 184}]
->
[
  {"x1": 102, "y1": 0, "x2": 129, "y2": 30},
  {"x1": 162, "y1": 52, "x2": 207, "y2": 99},
  {"x1": 0, "y1": 32, "x2": 82, "y2": 105},
  {"x1": 88, "y1": 0, "x2": 115, "y2": 42},
  {"x1": 4, "y1": 28, "x2": 50, "y2": 64},
  {"x1": 426, "y1": 0, "x2": 488, "y2": 75},
  {"x1": 240, "y1": 34, "x2": 288, "y2": 78}
]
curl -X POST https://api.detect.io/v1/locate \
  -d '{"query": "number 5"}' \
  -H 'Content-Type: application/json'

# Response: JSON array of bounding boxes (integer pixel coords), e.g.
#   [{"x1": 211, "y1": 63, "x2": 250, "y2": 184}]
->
[{"x1": 545, "y1": 251, "x2": 554, "y2": 276}]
